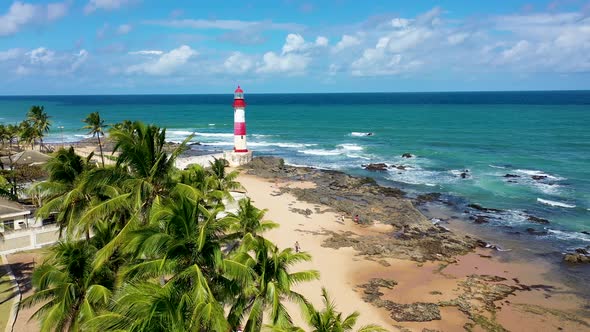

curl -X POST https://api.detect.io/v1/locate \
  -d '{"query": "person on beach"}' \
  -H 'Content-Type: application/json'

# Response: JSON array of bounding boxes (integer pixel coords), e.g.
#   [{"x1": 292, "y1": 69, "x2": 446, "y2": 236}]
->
[
  {"x1": 294, "y1": 241, "x2": 301, "y2": 253},
  {"x1": 354, "y1": 215, "x2": 359, "y2": 224}
]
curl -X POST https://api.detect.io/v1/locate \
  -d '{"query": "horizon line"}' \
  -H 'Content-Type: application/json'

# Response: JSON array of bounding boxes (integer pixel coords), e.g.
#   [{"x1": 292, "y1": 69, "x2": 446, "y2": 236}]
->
[{"x1": 1, "y1": 89, "x2": 590, "y2": 97}]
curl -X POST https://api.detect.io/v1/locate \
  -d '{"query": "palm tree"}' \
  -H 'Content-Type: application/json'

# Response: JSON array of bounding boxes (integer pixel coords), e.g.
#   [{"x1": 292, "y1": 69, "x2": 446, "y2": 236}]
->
[
  {"x1": 208, "y1": 157, "x2": 242, "y2": 192},
  {"x1": 230, "y1": 236, "x2": 319, "y2": 331},
  {"x1": 83, "y1": 112, "x2": 107, "y2": 167},
  {"x1": 298, "y1": 288, "x2": 387, "y2": 332},
  {"x1": 21, "y1": 240, "x2": 113, "y2": 332},
  {"x1": 6, "y1": 124, "x2": 20, "y2": 150},
  {"x1": 27, "y1": 105, "x2": 51, "y2": 151},
  {"x1": 19, "y1": 120, "x2": 36, "y2": 150}
]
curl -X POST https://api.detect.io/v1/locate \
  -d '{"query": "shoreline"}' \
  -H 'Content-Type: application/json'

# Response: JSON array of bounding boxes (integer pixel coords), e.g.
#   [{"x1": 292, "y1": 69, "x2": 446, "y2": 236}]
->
[{"x1": 238, "y1": 156, "x2": 590, "y2": 330}]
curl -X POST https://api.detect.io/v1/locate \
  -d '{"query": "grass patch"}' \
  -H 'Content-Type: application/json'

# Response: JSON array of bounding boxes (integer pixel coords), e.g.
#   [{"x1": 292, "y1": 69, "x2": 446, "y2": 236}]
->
[{"x1": 0, "y1": 269, "x2": 17, "y2": 331}]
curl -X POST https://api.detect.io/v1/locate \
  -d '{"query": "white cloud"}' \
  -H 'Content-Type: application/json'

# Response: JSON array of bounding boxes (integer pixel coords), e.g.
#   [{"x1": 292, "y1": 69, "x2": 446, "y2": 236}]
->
[
  {"x1": 70, "y1": 49, "x2": 89, "y2": 71},
  {"x1": 127, "y1": 45, "x2": 197, "y2": 75},
  {"x1": 224, "y1": 52, "x2": 254, "y2": 74},
  {"x1": 117, "y1": 24, "x2": 132, "y2": 35},
  {"x1": 282, "y1": 33, "x2": 306, "y2": 54},
  {"x1": 315, "y1": 36, "x2": 329, "y2": 47},
  {"x1": 333, "y1": 35, "x2": 361, "y2": 53},
  {"x1": 28, "y1": 47, "x2": 56, "y2": 64},
  {"x1": 447, "y1": 33, "x2": 469, "y2": 45},
  {"x1": 129, "y1": 50, "x2": 164, "y2": 55},
  {"x1": 256, "y1": 52, "x2": 309, "y2": 74},
  {"x1": 391, "y1": 18, "x2": 410, "y2": 28},
  {"x1": 84, "y1": 0, "x2": 132, "y2": 14},
  {"x1": 0, "y1": 48, "x2": 23, "y2": 61},
  {"x1": 0, "y1": 1, "x2": 69, "y2": 36}
]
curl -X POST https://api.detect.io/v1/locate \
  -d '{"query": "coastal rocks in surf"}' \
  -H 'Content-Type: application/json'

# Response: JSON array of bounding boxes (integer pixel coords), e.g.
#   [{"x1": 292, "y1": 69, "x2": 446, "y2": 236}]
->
[
  {"x1": 243, "y1": 157, "x2": 479, "y2": 262},
  {"x1": 468, "y1": 204, "x2": 502, "y2": 213},
  {"x1": 504, "y1": 174, "x2": 521, "y2": 178},
  {"x1": 362, "y1": 163, "x2": 388, "y2": 171},
  {"x1": 414, "y1": 193, "x2": 442, "y2": 205},
  {"x1": 526, "y1": 228, "x2": 548, "y2": 236},
  {"x1": 527, "y1": 215, "x2": 550, "y2": 224},
  {"x1": 402, "y1": 153, "x2": 414, "y2": 158},
  {"x1": 563, "y1": 247, "x2": 590, "y2": 264},
  {"x1": 531, "y1": 175, "x2": 548, "y2": 181}
]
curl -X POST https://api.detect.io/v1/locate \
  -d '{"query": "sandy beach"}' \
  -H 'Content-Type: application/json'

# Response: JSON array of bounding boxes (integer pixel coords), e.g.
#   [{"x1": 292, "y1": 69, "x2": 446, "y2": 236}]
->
[{"x1": 237, "y1": 170, "x2": 590, "y2": 331}]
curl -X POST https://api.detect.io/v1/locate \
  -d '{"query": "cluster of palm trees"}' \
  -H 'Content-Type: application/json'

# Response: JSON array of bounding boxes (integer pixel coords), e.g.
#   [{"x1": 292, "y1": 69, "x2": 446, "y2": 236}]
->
[
  {"x1": 0, "y1": 106, "x2": 51, "y2": 152},
  {"x1": 24, "y1": 117, "x2": 385, "y2": 332}
]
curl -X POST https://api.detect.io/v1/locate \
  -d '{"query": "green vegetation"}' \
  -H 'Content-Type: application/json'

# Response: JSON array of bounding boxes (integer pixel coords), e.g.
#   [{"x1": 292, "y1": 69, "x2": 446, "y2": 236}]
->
[
  {"x1": 22, "y1": 117, "x2": 385, "y2": 332},
  {"x1": 0, "y1": 270, "x2": 16, "y2": 331},
  {"x1": 82, "y1": 112, "x2": 107, "y2": 167}
]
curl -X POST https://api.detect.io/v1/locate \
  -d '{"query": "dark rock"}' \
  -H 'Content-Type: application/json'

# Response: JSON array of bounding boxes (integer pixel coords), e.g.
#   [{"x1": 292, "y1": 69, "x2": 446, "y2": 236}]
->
[
  {"x1": 387, "y1": 302, "x2": 441, "y2": 322},
  {"x1": 527, "y1": 215, "x2": 550, "y2": 224},
  {"x1": 473, "y1": 216, "x2": 489, "y2": 224},
  {"x1": 504, "y1": 174, "x2": 520, "y2": 178},
  {"x1": 402, "y1": 153, "x2": 413, "y2": 158},
  {"x1": 363, "y1": 163, "x2": 388, "y2": 171},
  {"x1": 414, "y1": 193, "x2": 441, "y2": 205},
  {"x1": 581, "y1": 231, "x2": 590, "y2": 236},
  {"x1": 468, "y1": 204, "x2": 502, "y2": 213},
  {"x1": 563, "y1": 253, "x2": 590, "y2": 264},
  {"x1": 394, "y1": 165, "x2": 407, "y2": 170},
  {"x1": 460, "y1": 172, "x2": 468, "y2": 179},
  {"x1": 531, "y1": 175, "x2": 547, "y2": 181},
  {"x1": 575, "y1": 248, "x2": 589, "y2": 255},
  {"x1": 526, "y1": 228, "x2": 548, "y2": 236},
  {"x1": 471, "y1": 274, "x2": 507, "y2": 282}
]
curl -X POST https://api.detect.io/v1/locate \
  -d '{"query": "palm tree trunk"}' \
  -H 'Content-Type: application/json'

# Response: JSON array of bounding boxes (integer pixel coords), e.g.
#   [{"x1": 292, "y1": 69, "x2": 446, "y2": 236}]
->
[{"x1": 97, "y1": 135, "x2": 105, "y2": 167}]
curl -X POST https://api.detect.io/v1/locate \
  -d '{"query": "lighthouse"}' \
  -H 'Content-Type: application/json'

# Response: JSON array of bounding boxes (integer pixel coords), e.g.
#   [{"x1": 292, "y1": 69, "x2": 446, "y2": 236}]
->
[
  {"x1": 233, "y1": 86, "x2": 247, "y2": 152},
  {"x1": 224, "y1": 85, "x2": 253, "y2": 166}
]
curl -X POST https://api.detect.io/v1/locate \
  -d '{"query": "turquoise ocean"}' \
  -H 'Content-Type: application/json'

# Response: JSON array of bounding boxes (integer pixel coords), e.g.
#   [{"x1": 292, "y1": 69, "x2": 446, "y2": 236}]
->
[{"x1": 1, "y1": 91, "x2": 590, "y2": 256}]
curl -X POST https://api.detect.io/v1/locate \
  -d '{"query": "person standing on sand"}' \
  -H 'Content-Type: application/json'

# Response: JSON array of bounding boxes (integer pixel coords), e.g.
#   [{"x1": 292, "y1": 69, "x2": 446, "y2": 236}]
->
[
  {"x1": 294, "y1": 241, "x2": 301, "y2": 253},
  {"x1": 354, "y1": 215, "x2": 359, "y2": 224}
]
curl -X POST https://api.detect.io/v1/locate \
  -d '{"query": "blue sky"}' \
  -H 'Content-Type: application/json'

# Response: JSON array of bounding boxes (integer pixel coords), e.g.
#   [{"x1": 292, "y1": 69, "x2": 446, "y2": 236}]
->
[{"x1": 0, "y1": 0, "x2": 589, "y2": 94}]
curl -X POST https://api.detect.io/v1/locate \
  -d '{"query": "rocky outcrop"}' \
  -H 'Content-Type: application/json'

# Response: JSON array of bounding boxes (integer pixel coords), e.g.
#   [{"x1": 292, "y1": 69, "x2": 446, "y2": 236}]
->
[
  {"x1": 527, "y1": 215, "x2": 550, "y2": 224},
  {"x1": 402, "y1": 153, "x2": 413, "y2": 158},
  {"x1": 526, "y1": 228, "x2": 548, "y2": 236},
  {"x1": 243, "y1": 157, "x2": 478, "y2": 262},
  {"x1": 414, "y1": 193, "x2": 442, "y2": 205},
  {"x1": 563, "y1": 247, "x2": 590, "y2": 263},
  {"x1": 532, "y1": 175, "x2": 547, "y2": 180},
  {"x1": 504, "y1": 174, "x2": 520, "y2": 178},
  {"x1": 357, "y1": 278, "x2": 440, "y2": 322},
  {"x1": 467, "y1": 204, "x2": 502, "y2": 213},
  {"x1": 362, "y1": 163, "x2": 388, "y2": 171}
]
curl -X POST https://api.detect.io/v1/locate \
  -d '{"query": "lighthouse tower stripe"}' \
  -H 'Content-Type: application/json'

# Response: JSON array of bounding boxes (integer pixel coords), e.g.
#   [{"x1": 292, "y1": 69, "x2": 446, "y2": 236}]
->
[{"x1": 234, "y1": 122, "x2": 246, "y2": 135}]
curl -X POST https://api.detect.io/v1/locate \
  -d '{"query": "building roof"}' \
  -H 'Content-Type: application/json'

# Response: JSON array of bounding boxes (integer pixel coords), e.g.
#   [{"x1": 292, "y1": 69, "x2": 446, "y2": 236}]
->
[
  {"x1": 0, "y1": 150, "x2": 51, "y2": 167},
  {"x1": 234, "y1": 85, "x2": 243, "y2": 93},
  {"x1": 0, "y1": 198, "x2": 30, "y2": 219}
]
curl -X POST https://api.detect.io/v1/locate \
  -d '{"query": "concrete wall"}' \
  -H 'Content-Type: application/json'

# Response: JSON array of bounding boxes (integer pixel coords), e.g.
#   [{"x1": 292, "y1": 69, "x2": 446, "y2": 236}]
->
[{"x1": 0, "y1": 226, "x2": 59, "y2": 255}]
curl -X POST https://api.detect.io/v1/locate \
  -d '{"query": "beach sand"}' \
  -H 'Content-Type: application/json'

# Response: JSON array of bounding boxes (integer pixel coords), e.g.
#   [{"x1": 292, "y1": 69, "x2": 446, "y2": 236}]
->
[{"x1": 237, "y1": 173, "x2": 590, "y2": 331}]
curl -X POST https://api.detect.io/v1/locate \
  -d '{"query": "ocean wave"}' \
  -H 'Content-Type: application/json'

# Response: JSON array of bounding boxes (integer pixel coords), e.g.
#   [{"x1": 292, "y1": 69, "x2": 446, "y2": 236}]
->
[
  {"x1": 350, "y1": 132, "x2": 373, "y2": 137},
  {"x1": 488, "y1": 164, "x2": 507, "y2": 169},
  {"x1": 346, "y1": 154, "x2": 371, "y2": 160},
  {"x1": 515, "y1": 169, "x2": 565, "y2": 181},
  {"x1": 195, "y1": 132, "x2": 233, "y2": 137},
  {"x1": 537, "y1": 198, "x2": 576, "y2": 208},
  {"x1": 547, "y1": 229, "x2": 590, "y2": 243},
  {"x1": 298, "y1": 149, "x2": 342, "y2": 156},
  {"x1": 201, "y1": 142, "x2": 233, "y2": 146},
  {"x1": 337, "y1": 143, "x2": 363, "y2": 151},
  {"x1": 208, "y1": 123, "x2": 215, "y2": 126},
  {"x1": 248, "y1": 142, "x2": 316, "y2": 148},
  {"x1": 167, "y1": 130, "x2": 195, "y2": 136}
]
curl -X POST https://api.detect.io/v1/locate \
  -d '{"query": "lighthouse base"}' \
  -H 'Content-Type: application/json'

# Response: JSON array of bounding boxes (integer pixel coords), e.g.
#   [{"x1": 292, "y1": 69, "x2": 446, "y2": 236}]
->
[{"x1": 223, "y1": 150, "x2": 253, "y2": 167}]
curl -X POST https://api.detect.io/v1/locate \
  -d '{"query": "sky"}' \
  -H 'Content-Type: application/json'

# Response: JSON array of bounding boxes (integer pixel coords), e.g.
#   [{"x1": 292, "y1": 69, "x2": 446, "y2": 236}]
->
[{"x1": 0, "y1": 0, "x2": 589, "y2": 94}]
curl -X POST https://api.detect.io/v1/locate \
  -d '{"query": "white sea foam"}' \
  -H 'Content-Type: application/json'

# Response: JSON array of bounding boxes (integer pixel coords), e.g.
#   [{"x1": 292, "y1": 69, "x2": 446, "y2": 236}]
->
[
  {"x1": 298, "y1": 149, "x2": 341, "y2": 156},
  {"x1": 248, "y1": 142, "x2": 316, "y2": 148},
  {"x1": 194, "y1": 132, "x2": 233, "y2": 137},
  {"x1": 201, "y1": 142, "x2": 233, "y2": 146},
  {"x1": 350, "y1": 132, "x2": 373, "y2": 137},
  {"x1": 338, "y1": 143, "x2": 363, "y2": 151},
  {"x1": 167, "y1": 130, "x2": 195, "y2": 136},
  {"x1": 208, "y1": 123, "x2": 215, "y2": 126},
  {"x1": 547, "y1": 229, "x2": 590, "y2": 242},
  {"x1": 489, "y1": 165, "x2": 507, "y2": 169},
  {"x1": 537, "y1": 198, "x2": 576, "y2": 208},
  {"x1": 515, "y1": 169, "x2": 565, "y2": 181},
  {"x1": 346, "y1": 154, "x2": 371, "y2": 160}
]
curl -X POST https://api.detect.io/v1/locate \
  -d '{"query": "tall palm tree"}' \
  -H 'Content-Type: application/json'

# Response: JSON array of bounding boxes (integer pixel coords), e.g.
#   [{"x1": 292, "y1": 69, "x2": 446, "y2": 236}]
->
[
  {"x1": 27, "y1": 105, "x2": 51, "y2": 151},
  {"x1": 299, "y1": 288, "x2": 387, "y2": 332},
  {"x1": 208, "y1": 157, "x2": 242, "y2": 192},
  {"x1": 6, "y1": 124, "x2": 20, "y2": 150},
  {"x1": 230, "y1": 236, "x2": 319, "y2": 332},
  {"x1": 83, "y1": 112, "x2": 107, "y2": 167},
  {"x1": 19, "y1": 120, "x2": 36, "y2": 150},
  {"x1": 21, "y1": 241, "x2": 113, "y2": 332}
]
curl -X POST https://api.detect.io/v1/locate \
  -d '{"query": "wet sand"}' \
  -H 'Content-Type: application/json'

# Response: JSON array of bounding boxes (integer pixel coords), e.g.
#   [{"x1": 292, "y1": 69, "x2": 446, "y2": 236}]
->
[{"x1": 238, "y1": 173, "x2": 590, "y2": 331}]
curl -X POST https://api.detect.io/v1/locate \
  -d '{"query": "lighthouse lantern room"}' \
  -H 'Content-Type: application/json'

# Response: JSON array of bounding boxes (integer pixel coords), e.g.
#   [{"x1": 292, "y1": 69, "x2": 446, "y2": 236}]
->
[{"x1": 224, "y1": 85, "x2": 253, "y2": 166}]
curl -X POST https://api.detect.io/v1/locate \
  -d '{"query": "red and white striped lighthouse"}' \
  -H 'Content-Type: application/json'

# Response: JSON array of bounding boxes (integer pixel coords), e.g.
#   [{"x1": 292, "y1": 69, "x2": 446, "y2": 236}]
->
[{"x1": 233, "y1": 85, "x2": 248, "y2": 152}]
